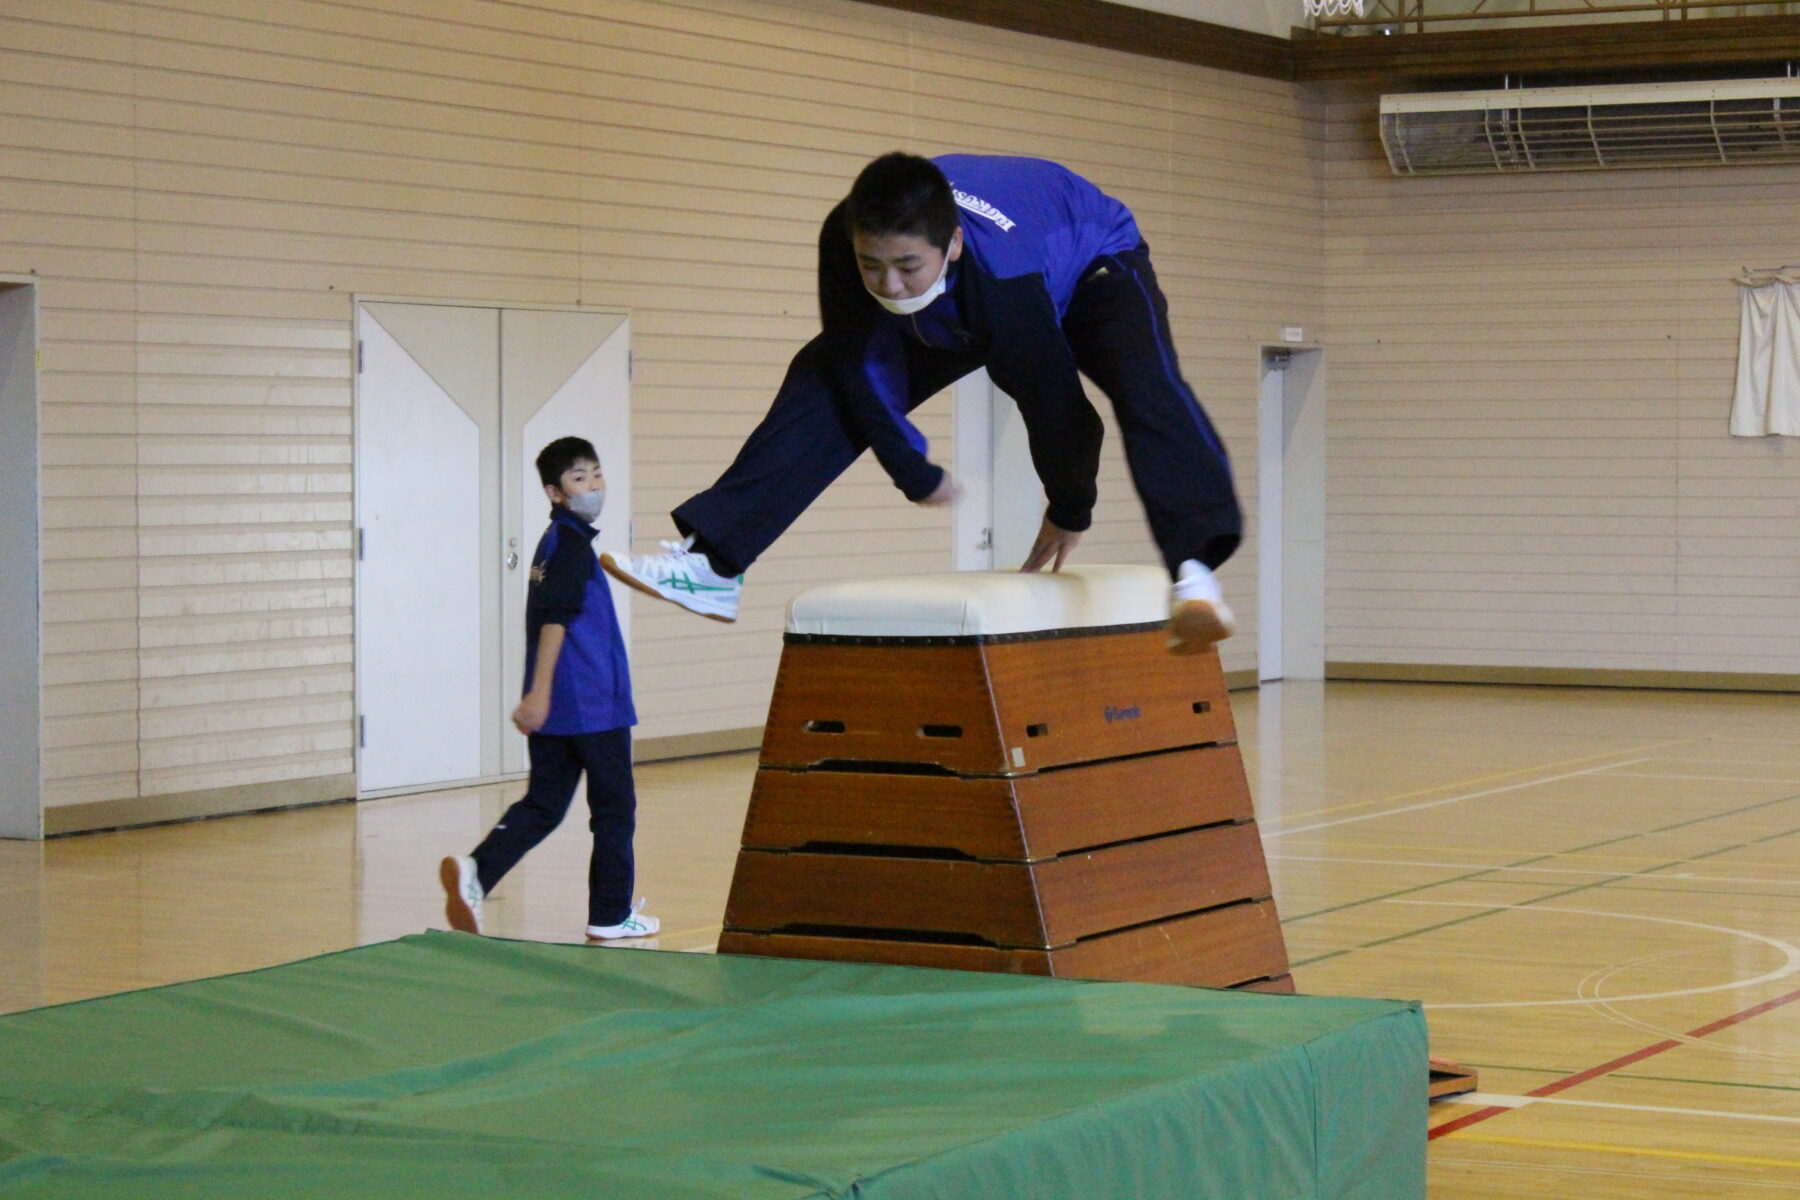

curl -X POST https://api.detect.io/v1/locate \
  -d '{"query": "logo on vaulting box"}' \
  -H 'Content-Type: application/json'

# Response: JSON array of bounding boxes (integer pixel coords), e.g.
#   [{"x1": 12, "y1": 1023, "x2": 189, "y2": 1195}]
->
[{"x1": 1103, "y1": 704, "x2": 1142, "y2": 723}]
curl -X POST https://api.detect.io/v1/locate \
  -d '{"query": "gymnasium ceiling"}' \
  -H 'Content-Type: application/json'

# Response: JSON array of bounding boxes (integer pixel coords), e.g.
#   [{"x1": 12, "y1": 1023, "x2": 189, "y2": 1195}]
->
[{"x1": 854, "y1": 0, "x2": 1800, "y2": 84}]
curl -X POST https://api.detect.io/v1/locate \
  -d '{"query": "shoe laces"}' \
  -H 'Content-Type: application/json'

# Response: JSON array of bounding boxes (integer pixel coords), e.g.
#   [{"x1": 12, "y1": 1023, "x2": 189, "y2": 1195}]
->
[{"x1": 621, "y1": 897, "x2": 650, "y2": 931}]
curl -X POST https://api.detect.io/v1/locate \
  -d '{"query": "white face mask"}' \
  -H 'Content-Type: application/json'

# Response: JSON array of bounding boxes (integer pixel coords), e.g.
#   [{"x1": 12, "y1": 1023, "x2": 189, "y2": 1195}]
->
[
  {"x1": 566, "y1": 487, "x2": 604, "y2": 523},
  {"x1": 866, "y1": 251, "x2": 951, "y2": 316}
]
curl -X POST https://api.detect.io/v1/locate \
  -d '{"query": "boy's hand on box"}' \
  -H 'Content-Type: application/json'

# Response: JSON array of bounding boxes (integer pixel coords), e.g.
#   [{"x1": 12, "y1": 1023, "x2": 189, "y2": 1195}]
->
[
  {"x1": 1020, "y1": 516, "x2": 1081, "y2": 573},
  {"x1": 512, "y1": 694, "x2": 550, "y2": 735}
]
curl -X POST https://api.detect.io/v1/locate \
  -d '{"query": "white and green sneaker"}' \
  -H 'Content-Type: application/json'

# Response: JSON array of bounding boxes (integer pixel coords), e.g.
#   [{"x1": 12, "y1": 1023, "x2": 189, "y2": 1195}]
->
[
  {"x1": 601, "y1": 538, "x2": 741, "y2": 622},
  {"x1": 585, "y1": 898, "x2": 660, "y2": 942},
  {"x1": 439, "y1": 854, "x2": 484, "y2": 935},
  {"x1": 1169, "y1": 559, "x2": 1236, "y2": 656}
]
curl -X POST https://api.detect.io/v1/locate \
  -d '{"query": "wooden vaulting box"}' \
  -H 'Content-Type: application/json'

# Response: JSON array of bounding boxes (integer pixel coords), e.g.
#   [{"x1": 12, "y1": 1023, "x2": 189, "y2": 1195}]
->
[{"x1": 718, "y1": 567, "x2": 1292, "y2": 992}]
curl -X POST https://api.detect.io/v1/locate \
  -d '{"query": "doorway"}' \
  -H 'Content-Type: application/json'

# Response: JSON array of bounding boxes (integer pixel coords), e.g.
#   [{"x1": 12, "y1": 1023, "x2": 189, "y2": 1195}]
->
[
  {"x1": 1258, "y1": 347, "x2": 1325, "y2": 682},
  {"x1": 353, "y1": 301, "x2": 630, "y2": 796},
  {"x1": 951, "y1": 369, "x2": 1037, "y2": 571},
  {"x1": 0, "y1": 280, "x2": 39, "y2": 838}
]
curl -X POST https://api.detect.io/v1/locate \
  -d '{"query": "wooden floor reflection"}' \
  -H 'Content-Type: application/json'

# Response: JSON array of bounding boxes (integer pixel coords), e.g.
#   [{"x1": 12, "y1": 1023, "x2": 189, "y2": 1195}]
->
[{"x1": 4, "y1": 680, "x2": 1797, "y2": 1197}]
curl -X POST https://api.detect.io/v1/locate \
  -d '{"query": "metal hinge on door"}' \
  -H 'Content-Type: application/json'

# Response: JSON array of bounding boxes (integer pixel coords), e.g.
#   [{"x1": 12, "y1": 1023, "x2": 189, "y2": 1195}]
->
[
  {"x1": 627, "y1": 349, "x2": 633, "y2": 381},
  {"x1": 357, "y1": 527, "x2": 365, "y2": 561},
  {"x1": 357, "y1": 339, "x2": 364, "y2": 374},
  {"x1": 358, "y1": 715, "x2": 366, "y2": 748},
  {"x1": 977, "y1": 527, "x2": 993, "y2": 551}
]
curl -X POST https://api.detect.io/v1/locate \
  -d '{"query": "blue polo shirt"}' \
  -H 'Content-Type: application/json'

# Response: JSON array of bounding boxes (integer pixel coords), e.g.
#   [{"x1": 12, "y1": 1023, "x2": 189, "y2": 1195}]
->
[{"x1": 525, "y1": 507, "x2": 635, "y2": 735}]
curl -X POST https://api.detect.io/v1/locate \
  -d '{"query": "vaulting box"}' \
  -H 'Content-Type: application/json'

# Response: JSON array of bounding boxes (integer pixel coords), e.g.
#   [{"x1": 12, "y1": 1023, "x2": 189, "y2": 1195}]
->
[{"x1": 719, "y1": 566, "x2": 1292, "y2": 991}]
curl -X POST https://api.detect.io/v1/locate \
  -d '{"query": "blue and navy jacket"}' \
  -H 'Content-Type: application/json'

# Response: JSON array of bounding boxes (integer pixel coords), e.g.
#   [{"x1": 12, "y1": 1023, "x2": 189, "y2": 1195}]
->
[
  {"x1": 817, "y1": 154, "x2": 1142, "y2": 532},
  {"x1": 524, "y1": 507, "x2": 635, "y2": 736}
]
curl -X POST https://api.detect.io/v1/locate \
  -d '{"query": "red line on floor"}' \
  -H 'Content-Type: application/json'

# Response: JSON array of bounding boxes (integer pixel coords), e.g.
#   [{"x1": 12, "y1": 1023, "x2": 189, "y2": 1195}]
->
[{"x1": 1429, "y1": 984, "x2": 1800, "y2": 1141}]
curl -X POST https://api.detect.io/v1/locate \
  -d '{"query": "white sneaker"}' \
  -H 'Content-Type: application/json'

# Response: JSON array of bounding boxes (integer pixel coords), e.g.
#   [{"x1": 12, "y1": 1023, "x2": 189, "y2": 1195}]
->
[
  {"x1": 585, "y1": 898, "x2": 660, "y2": 941},
  {"x1": 601, "y1": 538, "x2": 741, "y2": 622},
  {"x1": 439, "y1": 854, "x2": 484, "y2": 934},
  {"x1": 1169, "y1": 560, "x2": 1236, "y2": 655}
]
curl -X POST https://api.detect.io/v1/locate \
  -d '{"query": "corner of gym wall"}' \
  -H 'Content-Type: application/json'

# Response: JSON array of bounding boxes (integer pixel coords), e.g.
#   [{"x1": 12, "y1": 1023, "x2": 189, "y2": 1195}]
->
[
  {"x1": 1314, "y1": 84, "x2": 1800, "y2": 679},
  {"x1": 4, "y1": 0, "x2": 1321, "y2": 829}
]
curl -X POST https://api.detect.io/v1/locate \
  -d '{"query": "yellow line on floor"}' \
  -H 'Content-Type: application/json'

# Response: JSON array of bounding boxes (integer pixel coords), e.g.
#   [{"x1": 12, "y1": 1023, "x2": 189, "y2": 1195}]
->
[
  {"x1": 1446, "y1": 1132, "x2": 1800, "y2": 1169},
  {"x1": 1258, "y1": 739, "x2": 1692, "y2": 827}
]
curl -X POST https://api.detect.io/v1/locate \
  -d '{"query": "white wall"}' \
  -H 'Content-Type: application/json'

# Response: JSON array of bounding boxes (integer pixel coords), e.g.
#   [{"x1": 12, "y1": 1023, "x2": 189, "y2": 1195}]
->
[
  {"x1": 1, "y1": 0, "x2": 1320, "y2": 824},
  {"x1": 1315, "y1": 85, "x2": 1800, "y2": 676}
]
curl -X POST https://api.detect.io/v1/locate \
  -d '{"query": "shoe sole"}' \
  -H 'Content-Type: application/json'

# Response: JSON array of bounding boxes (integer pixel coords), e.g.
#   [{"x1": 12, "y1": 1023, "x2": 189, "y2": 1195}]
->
[
  {"x1": 600, "y1": 553, "x2": 737, "y2": 623},
  {"x1": 1168, "y1": 600, "x2": 1233, "y2": 656},
  {"x1": 585, "y1": 921, "x2": 662, "y2": 941},
  {"x1": 439, "y1": 856, "x2": 482, "y2": 935},
  {"x1": 584, "y1": 935, "x2": 660, "y2": 948}
]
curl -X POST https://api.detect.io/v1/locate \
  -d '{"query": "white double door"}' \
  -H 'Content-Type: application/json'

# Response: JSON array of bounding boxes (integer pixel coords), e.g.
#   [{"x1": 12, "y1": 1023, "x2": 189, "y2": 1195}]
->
[{"x1": 354, "y1": 302, "x2": 631, "y2": 795}]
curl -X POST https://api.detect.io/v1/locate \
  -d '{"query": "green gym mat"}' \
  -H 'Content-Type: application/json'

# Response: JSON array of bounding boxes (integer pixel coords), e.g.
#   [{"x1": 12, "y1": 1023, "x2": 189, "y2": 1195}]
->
[{"x1": 0, "y1": 932, "x2": 1425, "y2": 1198}]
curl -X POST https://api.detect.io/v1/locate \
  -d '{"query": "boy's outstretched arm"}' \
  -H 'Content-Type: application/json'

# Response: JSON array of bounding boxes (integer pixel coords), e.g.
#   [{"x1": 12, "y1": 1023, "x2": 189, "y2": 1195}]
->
[{"x1": 512, "y1": 623, "x2": 565, "y2": 734}]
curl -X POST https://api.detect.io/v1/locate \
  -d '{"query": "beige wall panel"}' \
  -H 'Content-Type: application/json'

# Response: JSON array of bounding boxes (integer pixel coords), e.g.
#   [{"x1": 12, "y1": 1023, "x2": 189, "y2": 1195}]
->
[
  {"x1": 141, "y1": 694, "x2": 351, "y2": 741},
  {"x1": 138, "y1": 727, "x2": 350, "y2": 774},
  {"x1": 0, "y1": 14, "x2": 134, "y2": 66},
  {"x1": 1319, "y1": 102, "x2": 1800, "y2": 671},
  {"x1": 10, "y1": 0, "x2": 1317, "y2": 819},
  {"x1": 132, "y1": 195, "x2": 576, "y2": 260},
  {"x1": 36, "y1": 587, "x2": 134, "y2": 629},
  {"x1": 0, "y1": 48, "x2": 134, "y2": 105},
  {"x1": 133, "y1": 620, "x2": 350, "y2": 664},
  {"x1": 136, "y1": 757, "x2": 351, "y2": 799},
  {"x1": 128, "y1": 134, "x2": 584, "y2": 205},
  {"x1": 133, "y1": 161, "x2": 579, "y2": 230},
  {"x1": 40, "y1": 618, "x2": 133, "y2": 658},
  {"x1": 39, "y1": 527, "x2": 135, "y2": 565},
  {"x1": 138, "y1": 665, "x2": 347, "y2": 707},
  {"x1": 133, "y1": 103, "x2": 590, "y2": 182},
  {"x1": 43, "y1": 682, "x2": 137, "y2": 726},
  {"x1": 42, "y1": 748, "x2": 137, "y2": 808},
  {"x1": 37, "y1": 406, "x2": 139, "y2": 440},
  {"x1": 41, "y1": 651, "x2": 135, "y2": 691},
  {"x1": 43, "y1": 559, "x2": 135, "y2": 599}
]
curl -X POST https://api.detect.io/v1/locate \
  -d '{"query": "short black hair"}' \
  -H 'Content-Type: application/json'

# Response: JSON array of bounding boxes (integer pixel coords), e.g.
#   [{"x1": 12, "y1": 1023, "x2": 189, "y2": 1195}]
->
[
  {"x1": 536, "y1": 436, "x2": 598, "y2": 487},
  {"x1": 846, "y1": 152, "x2": 958, "y2": 251}
]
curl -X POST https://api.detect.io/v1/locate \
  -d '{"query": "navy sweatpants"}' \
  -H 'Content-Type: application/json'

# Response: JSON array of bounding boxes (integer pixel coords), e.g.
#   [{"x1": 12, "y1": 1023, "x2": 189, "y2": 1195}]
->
[
  {"x1": 673, "y1": 245, "x2": 1240, "y2": 578},
  {"x1": 470, "y1": 727, "x2": 635, "y2": 928}
]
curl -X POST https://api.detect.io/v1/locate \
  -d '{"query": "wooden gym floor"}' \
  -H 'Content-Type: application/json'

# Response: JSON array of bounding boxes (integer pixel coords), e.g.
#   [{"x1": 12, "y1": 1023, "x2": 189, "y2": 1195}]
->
[{"x1": 2, "y1": 679, "x2": 1796, "y2": 1197}]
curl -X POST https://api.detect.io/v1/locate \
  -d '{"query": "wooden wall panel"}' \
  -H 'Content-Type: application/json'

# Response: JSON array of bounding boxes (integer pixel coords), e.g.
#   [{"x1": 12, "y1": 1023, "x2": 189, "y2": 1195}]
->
[
  {"x1": 1314, "y1": 84, "x2": 1800, "y2": 676},
  {"x1": 4, "y1": 0, "x2": 1316, "y2": 819}
]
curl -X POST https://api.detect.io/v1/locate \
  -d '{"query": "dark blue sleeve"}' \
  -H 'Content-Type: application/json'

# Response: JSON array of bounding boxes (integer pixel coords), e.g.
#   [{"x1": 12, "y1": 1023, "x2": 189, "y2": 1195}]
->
[
  {"x1": 816, "y1": 204, "x2": 945, "y2": 502},
  {"x1": 532, "y1": 530, "x2": 592, "y2": 628}
]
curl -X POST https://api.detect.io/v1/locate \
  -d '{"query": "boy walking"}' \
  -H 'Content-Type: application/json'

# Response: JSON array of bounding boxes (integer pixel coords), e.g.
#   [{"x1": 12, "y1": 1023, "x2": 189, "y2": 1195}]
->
[{"x1": 440, "y1": 437, "x2": 659, "y2": 943}]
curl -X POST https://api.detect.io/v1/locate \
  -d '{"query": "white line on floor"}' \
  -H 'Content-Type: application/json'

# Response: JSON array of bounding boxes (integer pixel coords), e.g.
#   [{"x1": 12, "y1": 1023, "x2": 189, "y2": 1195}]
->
[
  {"x1": 1463, "y1": 1093, "x2": 1800, "y2": 1124},
  {"x1": 1268, "y1": 853, "x2": 1800, "y2": 890},
  {"x1": 1272, "y1": 759, "x2": 1651, "y2": 836}
]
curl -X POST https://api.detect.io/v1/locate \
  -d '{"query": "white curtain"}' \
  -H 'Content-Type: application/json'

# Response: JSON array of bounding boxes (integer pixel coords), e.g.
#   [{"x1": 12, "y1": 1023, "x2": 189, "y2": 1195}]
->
[{"x1": 1731, "y1": 275, "x2": 1800, "y2": 437}]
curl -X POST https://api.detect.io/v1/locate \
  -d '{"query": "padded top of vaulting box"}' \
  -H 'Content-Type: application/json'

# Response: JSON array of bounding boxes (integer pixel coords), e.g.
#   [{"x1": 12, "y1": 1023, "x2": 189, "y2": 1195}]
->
[{"x1": 786, "y1": 564, "x2": 1167, "y2": 637}]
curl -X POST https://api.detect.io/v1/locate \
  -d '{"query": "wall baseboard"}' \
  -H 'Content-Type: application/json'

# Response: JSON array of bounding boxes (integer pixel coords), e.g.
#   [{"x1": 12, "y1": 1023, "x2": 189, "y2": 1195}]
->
[
  {"x1": 634, "y1": 726, "x2": 764, "y2": 763},
  {"x1": 44, "y1": 774, "x2": 358, "y2": 838},
  {"x1": 1325, "y1": 661, "x2": 1800, "y2": 694}
]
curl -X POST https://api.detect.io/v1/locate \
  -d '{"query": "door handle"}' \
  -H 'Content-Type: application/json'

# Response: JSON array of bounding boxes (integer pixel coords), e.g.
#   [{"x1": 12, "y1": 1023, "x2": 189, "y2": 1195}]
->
[{"x1": 505, "y1": 552, "x2": 519, "y2": 570}]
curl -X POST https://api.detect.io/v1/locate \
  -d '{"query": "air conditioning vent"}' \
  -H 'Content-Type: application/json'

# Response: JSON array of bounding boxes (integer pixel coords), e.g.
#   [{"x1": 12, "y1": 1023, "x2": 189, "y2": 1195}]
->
[{"x1": 1381, "y1": 77, "x2": 1800, "y2": 175}]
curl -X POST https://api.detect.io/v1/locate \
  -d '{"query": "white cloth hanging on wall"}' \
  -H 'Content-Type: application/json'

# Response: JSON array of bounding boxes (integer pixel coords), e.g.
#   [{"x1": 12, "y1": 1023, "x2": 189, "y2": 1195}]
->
[{"x1": 1731, "y1": 274, "x2": 1800, "y2": 437}]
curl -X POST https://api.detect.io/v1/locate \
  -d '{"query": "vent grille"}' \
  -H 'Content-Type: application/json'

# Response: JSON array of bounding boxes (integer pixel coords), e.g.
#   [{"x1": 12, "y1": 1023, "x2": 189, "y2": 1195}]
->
[{"x1": 1381, "y1": 78, "x2": 1800, "y2": 176}]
